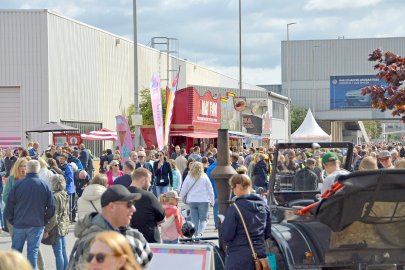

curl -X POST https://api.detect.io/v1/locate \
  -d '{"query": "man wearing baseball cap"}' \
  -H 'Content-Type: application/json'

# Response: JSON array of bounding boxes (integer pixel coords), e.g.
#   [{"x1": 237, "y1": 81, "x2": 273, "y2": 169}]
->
[
  {"x1": 68, "y1": 185, "x2": 153, "y2": 269},
  {"x1": 320, "y1": 152, "x2": 349, "y2": 193}
]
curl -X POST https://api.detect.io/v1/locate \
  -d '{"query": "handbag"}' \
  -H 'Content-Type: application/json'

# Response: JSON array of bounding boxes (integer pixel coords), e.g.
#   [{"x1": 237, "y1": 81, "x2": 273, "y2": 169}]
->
[
  {"x1": 233, "y1": 203, "x2": 271, "y2": 270},
  {"x1": 41, "y1": 225, "x2": 58, "y2": 245},
  {"x1": 182, "y1": 179, "x2": 198, "y2": 204}
]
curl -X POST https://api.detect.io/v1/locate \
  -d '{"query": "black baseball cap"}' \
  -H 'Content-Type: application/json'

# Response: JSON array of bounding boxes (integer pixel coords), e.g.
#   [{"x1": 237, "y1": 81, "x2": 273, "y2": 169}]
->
[{"x1": 101, "y1": 185, "x2": 141, "y2": 208}]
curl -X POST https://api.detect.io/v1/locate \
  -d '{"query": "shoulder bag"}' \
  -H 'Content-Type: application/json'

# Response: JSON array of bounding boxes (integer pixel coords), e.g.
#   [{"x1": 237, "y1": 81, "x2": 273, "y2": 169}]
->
[
  {"x1": 233, "y1": 203, "x2": 271, "y2": 270},
  {"x1": 182, "y1": 179, "x2": 198, "y2": 204}
]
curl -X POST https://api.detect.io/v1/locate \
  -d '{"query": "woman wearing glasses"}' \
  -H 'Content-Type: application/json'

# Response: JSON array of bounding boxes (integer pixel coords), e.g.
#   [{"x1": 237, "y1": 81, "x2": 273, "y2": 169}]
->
[
  {"x1": 106, "y1": 160, "x2": 124, "y2": 187},
  {"x1": 87, "y1": 231, "x2": 141, "y2": 270},
  {"x1": 153, "y1": 151, "x2": 173, "y2": 198}
]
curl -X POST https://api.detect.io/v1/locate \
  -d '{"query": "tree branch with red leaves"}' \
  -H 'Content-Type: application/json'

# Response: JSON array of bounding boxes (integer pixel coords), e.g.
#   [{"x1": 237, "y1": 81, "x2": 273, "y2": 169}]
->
[{"x1": 361, "y1": 49, "x2": 405, "y2": 122}]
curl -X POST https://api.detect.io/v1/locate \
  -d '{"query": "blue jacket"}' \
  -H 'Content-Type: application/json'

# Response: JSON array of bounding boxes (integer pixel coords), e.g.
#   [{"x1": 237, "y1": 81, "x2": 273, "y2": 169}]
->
[
  {"x1": 206, "y1": 162, "x2": 218, "y2": 199},
  {"x1": 5, "y1": 173, "x2": 55, "y2": 228},
  {"x1": 222, "y1": 194, "x2": 271, "y2": 270},
  {"x1": 253, "y1": 160, "x2": 268, "y2": 187},
  {"x1": 61, "y1": 163, "x2": 75, "y2": 194},
  {"x1": 79, "y1": 148, "x2": 90, "y2": 170}
]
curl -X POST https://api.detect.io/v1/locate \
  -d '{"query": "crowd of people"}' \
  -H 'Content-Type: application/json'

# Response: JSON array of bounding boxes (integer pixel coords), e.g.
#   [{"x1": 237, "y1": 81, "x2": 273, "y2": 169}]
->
[{"x1": 0, "y1": 141, "x2": 404, "y2": 269}]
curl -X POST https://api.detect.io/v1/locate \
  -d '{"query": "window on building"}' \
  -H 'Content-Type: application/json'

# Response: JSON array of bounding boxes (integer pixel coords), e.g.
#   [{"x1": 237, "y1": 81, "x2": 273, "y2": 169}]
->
[{"x1": 272, "y1": 102, "x2": 285, "y2": 119}]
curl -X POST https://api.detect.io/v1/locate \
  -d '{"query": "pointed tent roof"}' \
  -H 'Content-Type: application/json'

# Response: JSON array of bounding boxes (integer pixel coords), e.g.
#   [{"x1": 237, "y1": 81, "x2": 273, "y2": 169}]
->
[{"x1": 291, "y1": 109, "x2": 331, "y2": 142}]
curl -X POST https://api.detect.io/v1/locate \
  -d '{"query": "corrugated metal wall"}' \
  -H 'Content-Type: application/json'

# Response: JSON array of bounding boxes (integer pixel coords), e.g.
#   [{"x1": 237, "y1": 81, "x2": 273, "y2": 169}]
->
[
  {"x1": 0, "y1": 10, "x2": 288, "y2": 151},
  {"x1": 0, "y1": 10, "x2": 49, "y2": 149},
  {"x1": 281, "y1": 37, "x2": 405, "y2": 119}
]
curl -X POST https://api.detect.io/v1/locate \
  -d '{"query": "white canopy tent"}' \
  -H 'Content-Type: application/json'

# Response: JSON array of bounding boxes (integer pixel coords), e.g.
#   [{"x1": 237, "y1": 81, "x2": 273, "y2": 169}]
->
[{"x1": 291, "y1": 109, "x2": 331, "y2": 142}]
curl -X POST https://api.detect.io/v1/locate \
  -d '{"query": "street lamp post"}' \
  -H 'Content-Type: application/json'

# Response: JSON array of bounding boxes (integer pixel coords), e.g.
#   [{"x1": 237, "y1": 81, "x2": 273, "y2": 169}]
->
[
  {"x1": 312, "y1": 45, "x2": 319, "y2": 117},
  {"x1": 133, "y1": 0, "x2": 140, "y2": 148},
  {"x1": 287, "y1": 22, "x2": 296, "y2": 141},
  {"x1": 239, "y1": 0, "x2": 243, "y2": 132}
]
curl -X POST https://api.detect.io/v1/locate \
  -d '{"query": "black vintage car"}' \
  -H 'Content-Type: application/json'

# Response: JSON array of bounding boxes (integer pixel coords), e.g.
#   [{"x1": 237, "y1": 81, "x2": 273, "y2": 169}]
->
[{"x1": 267, "y1": 142, "x2": 405, "y2": 270}]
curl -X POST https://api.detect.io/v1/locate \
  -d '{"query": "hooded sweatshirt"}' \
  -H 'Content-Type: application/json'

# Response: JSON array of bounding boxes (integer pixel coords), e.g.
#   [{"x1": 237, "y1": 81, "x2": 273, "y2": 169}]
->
[
  {"x1": 77, "y1": 184, "x2": 106, "y2": 219},
  {"x1": 221, "y1": 193, "x2": 271, "y2": 269}
]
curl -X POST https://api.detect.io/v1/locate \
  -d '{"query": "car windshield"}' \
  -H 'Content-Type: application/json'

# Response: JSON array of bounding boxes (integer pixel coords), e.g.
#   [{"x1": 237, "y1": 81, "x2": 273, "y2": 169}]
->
[{"x1": 268, "y1": 142, "x2": 353, "y2": 207}]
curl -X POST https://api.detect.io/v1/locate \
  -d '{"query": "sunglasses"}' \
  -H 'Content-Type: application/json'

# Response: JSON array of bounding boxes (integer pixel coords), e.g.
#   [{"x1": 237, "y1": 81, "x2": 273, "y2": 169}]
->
[
  {"x1": 113, "y1": 164, "x2": 119, "y2": 167},
  {"x1": 113, "y1": 200, "x2": 135, "y2": 208},
  {"x1": 138, "y1": 156, "x2": 145, "y2": 158},
  {"x1": 158, "y1": 154, "x2": 164, "y2": 157},
  {"x1": 87, "y1": 253, "x2": 115, "y2": 263}
]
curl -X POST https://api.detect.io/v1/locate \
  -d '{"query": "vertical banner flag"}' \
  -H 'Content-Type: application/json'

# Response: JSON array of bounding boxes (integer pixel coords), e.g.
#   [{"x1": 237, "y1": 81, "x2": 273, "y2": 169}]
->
[
  {"x1": 150, "y1": 74, "x2": 164, "y2": 150},
  {"x1": 164, "y1": 68, "x2": 180, "y2": 146},
  {"x1": 115, "y1": 115, "x2": 132, "y2": 165}
]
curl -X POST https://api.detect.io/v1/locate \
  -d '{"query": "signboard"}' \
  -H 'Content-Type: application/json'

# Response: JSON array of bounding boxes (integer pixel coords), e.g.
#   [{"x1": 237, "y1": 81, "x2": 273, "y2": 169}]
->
[
  {"x1": 220, "y1": 92, "x2": 241, "y2": 131},
  {"x1": 148, "y1": 244, "x2": 214, "y2": 270},
  {"x1": 242, "y1": 114, "x2": 262, "y2": 134},
  {"x1": 330, "y1": 75, "x2": 387, "y2": 109},
  {"x1": 53, "y1": 133, "x2": 81, "y2": 147}
]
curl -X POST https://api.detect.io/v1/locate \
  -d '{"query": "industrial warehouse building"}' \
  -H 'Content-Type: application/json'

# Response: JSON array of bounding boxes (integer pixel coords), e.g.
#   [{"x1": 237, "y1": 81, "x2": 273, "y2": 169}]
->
[
  {"x1": 280, "y1": 36, "x2": 405, "y2": 142},
  {"x1": 0, "y1": 9, "x2": 288, "y2": 153}
]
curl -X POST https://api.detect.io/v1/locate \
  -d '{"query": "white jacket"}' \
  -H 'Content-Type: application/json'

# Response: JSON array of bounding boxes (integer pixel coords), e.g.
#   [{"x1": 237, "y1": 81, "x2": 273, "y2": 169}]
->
[
  {"x1": 180, "y1": 173, "x2": 214, "y2": 205},
  {"x1": 77, "y1": 184, "x2": 107, "y2": 219}
]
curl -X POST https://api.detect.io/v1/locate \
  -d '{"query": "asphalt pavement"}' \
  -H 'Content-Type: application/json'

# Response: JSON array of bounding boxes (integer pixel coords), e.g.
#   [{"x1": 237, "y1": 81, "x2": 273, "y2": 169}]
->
[{"x1": 0, "y1": 204, "x2": 219, "y2": 269}]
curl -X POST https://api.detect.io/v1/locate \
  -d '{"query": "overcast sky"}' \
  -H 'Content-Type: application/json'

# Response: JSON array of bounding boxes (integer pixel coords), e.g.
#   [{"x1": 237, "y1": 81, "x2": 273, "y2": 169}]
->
[{"x1": 3, "y1": 0, "x2": 405, "y2": 85}]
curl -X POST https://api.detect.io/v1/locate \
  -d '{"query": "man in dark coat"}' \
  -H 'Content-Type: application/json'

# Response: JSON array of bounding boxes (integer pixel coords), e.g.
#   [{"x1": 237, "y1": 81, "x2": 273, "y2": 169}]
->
[
  {"x1": 114, "y1": 160, "x2": 135, "y2": 188},
  {"x1": 4, "y1": 148, "x2": 17, "y2": 178},
  {"x1": 6, "y1": 160, "x2": 55, "y2": 269},
  {"x1": 79, "y1": 143, "x2": 90, "y2": 172},
  {"x1": 128, "y1": 168, "x2": 165, "y2": 243}
]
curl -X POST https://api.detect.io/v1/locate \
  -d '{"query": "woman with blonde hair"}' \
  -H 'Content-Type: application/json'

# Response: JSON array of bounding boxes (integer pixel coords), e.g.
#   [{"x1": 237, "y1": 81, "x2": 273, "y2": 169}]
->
[
  {"x1": 77, "y1": 174, "x2": 108, "y2": 219},
  {"x1": 106, "y1": 160, "x2": 123, "y2": 187},
  {"x1": 0, "y1": 250, "x2": 33, "y2": 270},
  {"x1": 222, "y1": 173, "x2": 271, "y2": 270},
  {"x1": 38, "y1": 157, "x2": 53, "y2": 184},
  {"x1": 3, "y1": 157, "x2": 29, "y2": 206},
  {"x1": 87, "y1": 231, "x2": 142, "y2": 270},
  {"x1": 180, "y1": 162, "x2": 214, "y2": 236}
]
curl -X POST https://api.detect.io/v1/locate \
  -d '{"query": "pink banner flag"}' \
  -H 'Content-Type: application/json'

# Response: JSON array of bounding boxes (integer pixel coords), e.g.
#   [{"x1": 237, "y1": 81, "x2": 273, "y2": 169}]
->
[
  {"x1": 115, "y1": 115, "x2": 133, "y2": 165},
  {"x1": 150, "y1": 74, "x2": 164, "y2": 150},
  {"x1": 164, "y1": 68, "x2": 180, "y2": 146}
]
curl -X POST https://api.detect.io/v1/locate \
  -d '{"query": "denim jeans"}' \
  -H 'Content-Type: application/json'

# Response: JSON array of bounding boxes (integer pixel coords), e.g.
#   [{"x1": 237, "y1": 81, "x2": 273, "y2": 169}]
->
[
  {"x1": 0, "y1": 200, "x2": 3, "y2": 228},
  {"x1": 213, "y1": 198, "x2": 219, "y2": 228},
  {"x1": 162, "y1": 239, "x2": 179, "y2": 244},
  {"x1": 156, "y1": 185, "x2": 169, "y2": 199},
  {"x1": 68, "y1": 193, "x2": 76, "y2": 222},
  {"x1": 189, "y1": 202, "x2": 209, "y2": 235},
  {"x1": 53, "y1": 235, "x2": 68, "y2": 270},
  {"x1": 12, "y1": 226, "x2": 44, "y2": 269}
]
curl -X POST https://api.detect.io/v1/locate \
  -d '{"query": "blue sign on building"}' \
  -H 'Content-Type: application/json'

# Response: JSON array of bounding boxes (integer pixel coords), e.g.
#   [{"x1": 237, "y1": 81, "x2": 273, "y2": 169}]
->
[{"x1": 330, "y1": 75, "x2": 387, "y2": 109}]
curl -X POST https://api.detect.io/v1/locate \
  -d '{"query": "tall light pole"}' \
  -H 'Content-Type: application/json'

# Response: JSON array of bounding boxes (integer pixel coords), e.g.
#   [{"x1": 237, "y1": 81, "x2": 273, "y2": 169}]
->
[
  {"x1": 133, "y1": 0, "x2": 140, "y2": 148},
  {"x1": 312, "y1": 45, "x2": 319, "y2": 117},
  {"x1": 287, "y1": 22, "x2": 296, "y2": 141},
  {"x1": 239, "y1": 0, "x2": 243, "y2": 132}
]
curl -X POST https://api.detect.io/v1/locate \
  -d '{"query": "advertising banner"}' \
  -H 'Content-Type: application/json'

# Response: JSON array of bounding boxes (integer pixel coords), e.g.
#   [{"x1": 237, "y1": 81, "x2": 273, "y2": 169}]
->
[
  {"x1": 115, "y1": 115, "x2": 132, "y2": 165},
  {"x1": 330, "y1": 75, "x2": 387, "y2": 109},
  {"x1": 150, "y1": 74, "x2": 164, "y2": 150},
  {"x1": 242, "y1": 114, "x2": 262, "y2": 134},
  {"x1": 164, "y1": 69, "x2": 180, "y2": 146}
]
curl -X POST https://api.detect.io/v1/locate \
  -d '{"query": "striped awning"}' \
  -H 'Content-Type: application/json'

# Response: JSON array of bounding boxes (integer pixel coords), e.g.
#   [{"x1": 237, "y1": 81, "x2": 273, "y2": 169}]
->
[{"x1": 81, "y1": 128, "x2": 118, "y2": 141}]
